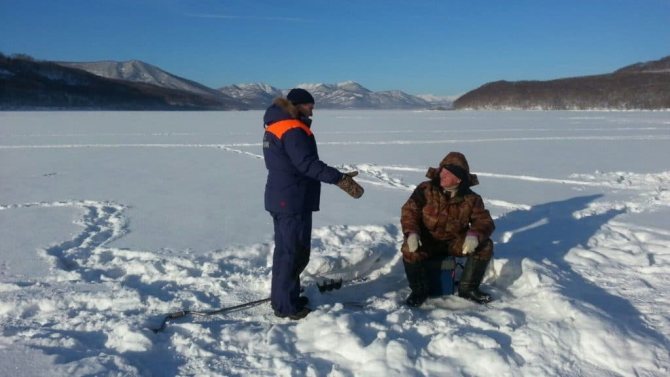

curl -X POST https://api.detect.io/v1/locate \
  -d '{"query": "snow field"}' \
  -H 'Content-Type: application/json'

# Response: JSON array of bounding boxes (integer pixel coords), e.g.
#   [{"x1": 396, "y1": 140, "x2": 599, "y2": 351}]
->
[{"x1": 0, "y1": 110, "x2": 669, "y2": 376}]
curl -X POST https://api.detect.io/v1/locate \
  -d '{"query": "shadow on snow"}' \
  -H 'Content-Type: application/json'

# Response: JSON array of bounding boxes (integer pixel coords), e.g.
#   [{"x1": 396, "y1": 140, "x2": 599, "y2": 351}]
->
[{"x1": 493, "y1": 194, "x2": 668, "y2": 348}]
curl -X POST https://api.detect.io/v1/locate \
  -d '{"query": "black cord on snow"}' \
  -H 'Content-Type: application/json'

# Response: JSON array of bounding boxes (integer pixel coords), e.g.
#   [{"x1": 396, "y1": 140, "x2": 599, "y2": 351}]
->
[
  {"x1": 149, "y1": 274, "x2": 372, "y2": 333},
  {"x1": 150, "y1": 297, "x2": 271, "y2": 333}
]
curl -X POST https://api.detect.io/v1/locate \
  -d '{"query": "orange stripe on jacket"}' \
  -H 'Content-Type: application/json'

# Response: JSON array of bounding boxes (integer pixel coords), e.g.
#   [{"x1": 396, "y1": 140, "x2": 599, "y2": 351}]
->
[{"x1": 265, "y1": 119, "x2": 313, "y2": 139}]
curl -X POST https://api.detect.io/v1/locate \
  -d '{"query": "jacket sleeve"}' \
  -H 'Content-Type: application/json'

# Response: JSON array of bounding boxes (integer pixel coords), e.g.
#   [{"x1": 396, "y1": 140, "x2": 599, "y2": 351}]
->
[
  {"x1": 283, "y1": 128, "x2": 342, "y2": 184},
  {"x1": 401, "y1": 184, "x2": 427, "y2": 236},
  {"x1": 469, "y1": 196, "x2": 495, "y2": 240}
]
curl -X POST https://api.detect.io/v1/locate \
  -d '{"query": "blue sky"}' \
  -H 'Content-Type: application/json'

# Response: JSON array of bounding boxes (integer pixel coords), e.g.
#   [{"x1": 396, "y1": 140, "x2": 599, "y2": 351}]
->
[{"x1": 1, "y1": 0, "x2": 669, "y2": 96}]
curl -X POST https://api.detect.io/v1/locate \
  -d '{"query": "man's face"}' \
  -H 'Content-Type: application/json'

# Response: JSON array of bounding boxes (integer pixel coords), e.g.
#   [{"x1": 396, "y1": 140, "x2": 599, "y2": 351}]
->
[
  {"x1": 439, "y1": 167, "x2": 461, "y2": 189},
  {"x1": 296, "y1": 103, "x2": 314, "y2": 118}
]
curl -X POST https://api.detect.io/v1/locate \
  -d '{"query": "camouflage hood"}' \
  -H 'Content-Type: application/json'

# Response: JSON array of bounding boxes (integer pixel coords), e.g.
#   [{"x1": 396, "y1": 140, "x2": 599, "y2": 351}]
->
[{"x1": 425, "y1": 151, "x2": 479, "y2": 187}]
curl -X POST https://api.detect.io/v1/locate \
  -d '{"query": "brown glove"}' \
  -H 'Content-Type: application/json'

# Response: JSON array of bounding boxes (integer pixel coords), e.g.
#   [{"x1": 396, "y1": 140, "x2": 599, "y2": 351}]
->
[{"x1": 336, "y1": 171, "x2": 364, "y2": 199}]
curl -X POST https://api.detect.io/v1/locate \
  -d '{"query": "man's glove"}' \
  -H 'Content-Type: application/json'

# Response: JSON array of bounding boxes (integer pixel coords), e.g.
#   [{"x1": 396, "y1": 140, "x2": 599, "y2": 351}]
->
[
  {"x1": 462, "y1": 233, "x2": 479, "y2": 255},
  {"x1": 336, "y1": 171, "x2": 364, "y2": 198},
  {"x1": 407, "y1": 233, "x2": 421, "y2": 253},
  {"x1": 402, "y1": 233, "x2": 428, "y2": 262}
]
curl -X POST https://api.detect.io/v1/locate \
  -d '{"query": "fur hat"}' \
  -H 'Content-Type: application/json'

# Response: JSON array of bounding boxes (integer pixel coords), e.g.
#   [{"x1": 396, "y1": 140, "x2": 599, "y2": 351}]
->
[
  {"x1": 287, "y1": 88, "x2": 315, "y2": 105},
  {"x1": 425, "y1": 151, "x2": 480, "y2": 187}
]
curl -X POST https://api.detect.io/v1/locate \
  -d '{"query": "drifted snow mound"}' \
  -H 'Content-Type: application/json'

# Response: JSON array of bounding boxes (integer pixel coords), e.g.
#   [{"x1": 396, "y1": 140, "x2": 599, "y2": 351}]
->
[
  {"x1": 307, "y1": 224, "x2": 402, "y2": 281},
  {"x1": 570, "y1": 170, "x2": 670, "y2": 215}
]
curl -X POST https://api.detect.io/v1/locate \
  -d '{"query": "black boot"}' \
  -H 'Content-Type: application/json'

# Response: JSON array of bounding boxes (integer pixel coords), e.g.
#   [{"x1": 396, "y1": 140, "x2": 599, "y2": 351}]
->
[
  {"x1": 403, "y1": 259, "x2": 429, "y2": 307},
  {"x1": 458, "y1": 257, "x2": 492, "y2": 304},
  {"x1": 274, "y1": 306, "x2": 311, "y2": 320}
]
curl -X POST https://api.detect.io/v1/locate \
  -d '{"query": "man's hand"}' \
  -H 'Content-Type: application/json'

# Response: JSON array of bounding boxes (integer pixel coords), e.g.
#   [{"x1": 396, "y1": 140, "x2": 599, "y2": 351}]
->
[
  {"x1": 336, "y1": 171, "x2": 364, "y2": 198},
  {"x1": 407, "y1": 233, "x2": 421, "y2": 253},
  {"x1": 462, "y1": 233, "x2": 479, "y2": 255},
  {"x1": 401, "y1": 233, "x2": 428, "y2": 262}
]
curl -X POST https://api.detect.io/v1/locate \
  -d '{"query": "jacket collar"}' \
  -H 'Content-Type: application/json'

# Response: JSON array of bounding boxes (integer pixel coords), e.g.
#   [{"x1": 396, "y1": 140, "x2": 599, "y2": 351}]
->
[{"x1": 264, "y1": 97, "x2": 313, "y2": 128}]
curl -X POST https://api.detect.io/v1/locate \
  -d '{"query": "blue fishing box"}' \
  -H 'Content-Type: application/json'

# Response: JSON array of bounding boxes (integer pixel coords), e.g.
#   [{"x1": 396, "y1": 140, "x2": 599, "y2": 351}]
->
[{"x1": 427, "y1": 257, "x2": 457, "y2": 297}]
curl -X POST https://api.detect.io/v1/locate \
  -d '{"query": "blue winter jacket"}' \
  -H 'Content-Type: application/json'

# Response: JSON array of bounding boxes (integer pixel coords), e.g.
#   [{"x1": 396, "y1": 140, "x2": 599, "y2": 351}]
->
[{"x1": 263, "y1": 99, "x2": 343, "y2": 214}]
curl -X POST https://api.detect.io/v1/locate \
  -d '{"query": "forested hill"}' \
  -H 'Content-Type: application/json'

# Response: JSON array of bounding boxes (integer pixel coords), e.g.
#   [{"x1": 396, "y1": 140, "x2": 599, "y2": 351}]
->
[
  {"x1": 453, "y1": 56, "x2": 670, "y2": 110},
  {"x1": 0, "y1": 55, "x2": 246, "y2": 110}
]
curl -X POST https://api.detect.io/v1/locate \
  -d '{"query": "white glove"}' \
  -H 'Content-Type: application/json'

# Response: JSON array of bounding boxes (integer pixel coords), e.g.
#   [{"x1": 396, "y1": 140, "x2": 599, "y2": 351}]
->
[
  {"x1": 462, "y1": 234, "x2": 479, "y2": 254},
  {"x1": 407, "y1": 233, "x2": 421, "y2": 253}
]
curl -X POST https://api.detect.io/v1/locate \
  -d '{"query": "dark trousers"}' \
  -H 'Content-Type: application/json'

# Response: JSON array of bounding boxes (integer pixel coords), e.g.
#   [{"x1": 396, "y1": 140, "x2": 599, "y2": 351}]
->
[
  {"x1": 404, "y1": 238, "x2": 494, "y2": 296},
  {"x1": 270, "y1": 211, "x2": 312, "y2": 315}
]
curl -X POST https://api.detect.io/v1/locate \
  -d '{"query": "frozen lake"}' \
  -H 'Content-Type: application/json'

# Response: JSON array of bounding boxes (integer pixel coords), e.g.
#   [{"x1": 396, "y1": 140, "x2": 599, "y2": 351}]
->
[{"x1": 1, "y1": 110, "x2": 669, "y2": 376}]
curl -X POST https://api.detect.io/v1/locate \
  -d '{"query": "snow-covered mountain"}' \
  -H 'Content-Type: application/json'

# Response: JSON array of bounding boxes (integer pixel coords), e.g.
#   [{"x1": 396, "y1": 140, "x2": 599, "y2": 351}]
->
[
  {"x1": 57, "y1": 60, "x2": 228, "y2": 99},
  {"x1": 50, "y1": 59, "x2": 451, "y2": 110},
  {"x1": 293, "y1": 81, "x2": 432, "y2": 109},
  {"x1": 217, "y1": 83, "x2": 283, "y2": 108},
  {"x1": 416, "y1": 94, "x2": 457, "y2": 109},
  {"x1": 1, "y1": 55, "x2": 241, "y2": 110},
  {"x1": 220, "y1": 81, "x2": 448, "y2": 109}
]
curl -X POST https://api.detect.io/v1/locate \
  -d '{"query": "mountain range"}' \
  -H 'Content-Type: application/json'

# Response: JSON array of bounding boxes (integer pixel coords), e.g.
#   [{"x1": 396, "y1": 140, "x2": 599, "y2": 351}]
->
[
  {"x1": 63, "y1": 61, "x2": 452, "y2": 110},
  {"x1": 217, "y1": 81, "x2": 452, "y2": 110},
  {"x1": 1, "y1": 53, "x2": 668, "y2": 110},
  {"x1": 0, "y1": 55, "x2": 243, "y2": 110}
]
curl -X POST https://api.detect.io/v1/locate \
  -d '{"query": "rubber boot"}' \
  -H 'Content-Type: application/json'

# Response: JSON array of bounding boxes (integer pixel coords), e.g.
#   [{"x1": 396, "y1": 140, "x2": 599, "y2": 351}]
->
[
  {"x1": 458, "y1": 257, "x2": 492, "y2": 304},
  {"x1": 403, "y1": 259, "x2": 429, "y2": 307},
  {"x1": 274, "y1": 306, "x2": 311, "y2": 320}
]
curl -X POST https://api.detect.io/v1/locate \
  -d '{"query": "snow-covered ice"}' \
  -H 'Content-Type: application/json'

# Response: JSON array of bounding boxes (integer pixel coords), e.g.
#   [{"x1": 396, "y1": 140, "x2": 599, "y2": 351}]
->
[{"x1": 1, "y1": 110, "x2": 669, "y2": 376}]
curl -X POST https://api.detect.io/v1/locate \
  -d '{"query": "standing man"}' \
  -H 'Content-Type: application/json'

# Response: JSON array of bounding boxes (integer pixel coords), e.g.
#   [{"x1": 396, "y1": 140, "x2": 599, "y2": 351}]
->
[{"x1": 263, "y1": 88, "x2": 364, "y2": 320}]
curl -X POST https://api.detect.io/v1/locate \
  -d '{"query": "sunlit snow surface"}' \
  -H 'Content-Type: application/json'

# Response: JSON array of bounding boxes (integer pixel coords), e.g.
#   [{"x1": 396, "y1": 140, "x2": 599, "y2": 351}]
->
[{"x1": 1, "y1": 110, "x2": 669, "y2": 376}]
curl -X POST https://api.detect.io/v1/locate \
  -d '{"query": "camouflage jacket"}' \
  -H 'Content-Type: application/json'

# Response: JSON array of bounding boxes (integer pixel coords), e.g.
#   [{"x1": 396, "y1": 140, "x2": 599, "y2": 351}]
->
[
  {"x1": 400, "y1": 152, "x2": 495, "y2": 256},
  {"x1": 401, "y1": 182, "x2": 494, "y2": 242}
]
